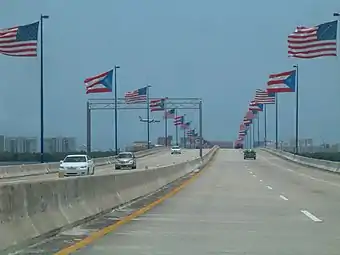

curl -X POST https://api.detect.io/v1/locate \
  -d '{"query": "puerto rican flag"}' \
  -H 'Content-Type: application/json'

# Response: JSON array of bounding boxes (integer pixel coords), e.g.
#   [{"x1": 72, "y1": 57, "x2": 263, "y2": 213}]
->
[
  {"x1": 267, "y1": 70, "x2": 296, "y2": 93},
  {"x1": 84, "y1": 69, "x2": 113, "y2": 94}
]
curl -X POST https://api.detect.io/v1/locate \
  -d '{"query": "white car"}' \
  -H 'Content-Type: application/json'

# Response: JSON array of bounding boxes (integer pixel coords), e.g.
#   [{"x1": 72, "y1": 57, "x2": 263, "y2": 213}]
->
[
  {"x1": 171, "y1": 146, "x2": 181, "y2": 154},
  {"x1": 59, "y1": 154, "x2": 95, "y2": 176}
]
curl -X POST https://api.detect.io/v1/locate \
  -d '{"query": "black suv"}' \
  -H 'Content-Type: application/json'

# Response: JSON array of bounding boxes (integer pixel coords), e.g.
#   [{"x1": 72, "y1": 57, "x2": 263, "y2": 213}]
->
[{"x1": 244, "y1": 149, "x2": 256, "y2": 160}]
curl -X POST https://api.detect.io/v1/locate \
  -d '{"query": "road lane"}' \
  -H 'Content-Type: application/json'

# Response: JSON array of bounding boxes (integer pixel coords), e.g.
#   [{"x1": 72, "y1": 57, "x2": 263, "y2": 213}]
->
[
  {"x1": 67, "y1": 149, "x2": 339, "y2": 254},
  {"x1": 0, "y1": 149, "x2": 207, "y2": 184},
  {"x1": 250, "y1": 150, "x2": 340, "y2": 223}
]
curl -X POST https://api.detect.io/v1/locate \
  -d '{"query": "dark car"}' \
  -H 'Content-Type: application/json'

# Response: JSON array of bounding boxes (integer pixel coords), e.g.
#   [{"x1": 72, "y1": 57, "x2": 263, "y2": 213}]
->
[{"x1": 244, "y1": 149, "x2": 256, "y2": 160}]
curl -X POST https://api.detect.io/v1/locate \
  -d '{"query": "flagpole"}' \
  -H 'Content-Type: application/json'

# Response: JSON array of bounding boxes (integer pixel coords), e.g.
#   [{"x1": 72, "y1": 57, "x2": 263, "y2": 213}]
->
[
  {"x1": 114, "y1": 65, "x2": 120, "y2": 154},
  {"x1": 40, "y1": 14, "x2": 49, "y2": 163},
  {"x1": 146, "y1": 85, "x2": 151, "y2": 149},
  {"x1": 199, "y1": 100, "x2": 203, "y2": 158},
  {"x1": 275, "y1": 93, "x2": 279, "y2": 149},
  {"x1": 182, "y1": 114, "x2": 186, "y2": 148},
  {"x1": 252, "y1": 121, "x2": 255, "y2": 148},
  {"x1": 257, "y1": 113, "x2": 260, "y2": 147},
  {"x1": 264, "y1": 105, "x2": 267, "y2": 147},
  {"x1": 249, "y1": 124, "x2": 252, "y2": 149},
  {"x1": 245, "y1": 131, "x2": 247, "y2": 149},
  {"x1": 164, "y1": 103, "x2": 168, "y2": 147},
  {"x1": 183, "y1": 128, "x2": 186, "y2": 148},
  {"x1": 293, "y1": 64, "x2": 299, "y2": 154},
  {"x1": 247, "y1": 131, "x2": 249, "y2": 149},
  {"x1": 175, "y1": 109, "x2": 179, "y2": 146}
]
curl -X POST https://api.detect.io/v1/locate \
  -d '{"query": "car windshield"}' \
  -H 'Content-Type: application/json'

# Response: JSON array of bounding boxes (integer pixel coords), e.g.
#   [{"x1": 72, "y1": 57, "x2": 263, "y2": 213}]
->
[
  {"x1": 118, "y1": 153, "x2": 133, "y2": 159},
  {"x1": 64, "y1": 156, "x2": 87, "y2": 162},
  {"x1": 172, "y1": 146, "x2": 180, "y2": 149}
]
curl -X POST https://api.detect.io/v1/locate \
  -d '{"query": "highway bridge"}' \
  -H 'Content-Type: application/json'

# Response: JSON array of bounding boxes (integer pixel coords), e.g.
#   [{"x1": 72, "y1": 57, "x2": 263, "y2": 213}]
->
[{"x1": 2, "y1": 147, "x2": 339, "y2": 254}]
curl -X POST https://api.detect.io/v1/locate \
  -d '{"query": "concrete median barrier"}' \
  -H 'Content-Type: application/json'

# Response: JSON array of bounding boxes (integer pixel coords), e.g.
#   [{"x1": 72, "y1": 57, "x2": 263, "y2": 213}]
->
[
  {"x1": 261, "y1": 148, "x2": 340, "y2": 173},
  {"x1": 0, "y1": 147, "x2": 166, "y2": 180},
  {"x1": 0, "y1": 146, "x2": 218, "y2": 251}
]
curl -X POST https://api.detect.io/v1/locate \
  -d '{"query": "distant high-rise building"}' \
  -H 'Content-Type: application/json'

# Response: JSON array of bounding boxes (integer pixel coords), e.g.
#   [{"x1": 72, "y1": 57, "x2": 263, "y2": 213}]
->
[
  {"x1": 44, "y1": 137, "x2": 76, "y2": 153},
  {"x1": 1, "y1": 136, "x2": 75, "y2": 153},
  {"x1": 157, "y1": 136, "x2": 173, "y2": 146},
  {"x1": 62, "y1": 137, "x2": 76, "y2": 152},
  {"x1": 5, "y1": 137, "x2": 38, "y2": 153},
  {"x1": 5, "y1": 137, "x2": 17, "y2": 153},
  {"x1": 25, "y1": 138, "x2": 38, "y2": 153},
  {"x1": 0, "y1": 135, "x2": 5, "y2": 152}
]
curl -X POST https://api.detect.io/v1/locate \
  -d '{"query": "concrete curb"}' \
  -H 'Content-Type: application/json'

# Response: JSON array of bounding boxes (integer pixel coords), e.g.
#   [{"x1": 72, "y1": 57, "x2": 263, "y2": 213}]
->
[{"x1": 0, "y1": 146, "x2": 219, "y2": 251}]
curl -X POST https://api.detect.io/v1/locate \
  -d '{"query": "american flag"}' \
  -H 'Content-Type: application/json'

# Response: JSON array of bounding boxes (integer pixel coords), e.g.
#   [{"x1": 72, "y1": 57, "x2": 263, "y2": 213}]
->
[
  {"x1": 150, "y1": 98, "x2": 167, "y2": 112},
  {"x1": 240, "y1": 123, "x2": 246, "y2": 131},
  {"x1": 0, "y1": 22, "x2": 39, "y2": 57},
  {"x1": 254, "y1": 89, "x2": 275, "y2": 104},
  {"x1": 243, "y1": 116, "x2": 251, "y2": 125},
  {"x1": 181, "y1": 121, "x2": 191, "y2": 129},
  {"x1": 249, "y1": 100, "x2": 263, "y2": 112},
  {"x1": 288, "y1": 20, "x2": 337, "y2": 59},
  {"x1": 239, "y1": 131, "x2": 246, "y2": 137},
  {"x1": 125, "y1": 87, "x2": 148, "y2": 104},
  {"x1": 174, "y1": 116, "x2": 183, "y2": 125},
  {"x1": 246, "y1": 111, "x2": 255, "y2": 120},
  {"x1": 164, "y1": 109, "x2": 175, "y2": 119}
]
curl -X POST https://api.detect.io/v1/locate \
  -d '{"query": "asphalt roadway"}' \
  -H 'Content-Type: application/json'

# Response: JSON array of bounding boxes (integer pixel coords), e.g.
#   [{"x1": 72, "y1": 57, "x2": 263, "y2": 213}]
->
[
  {"x1": 57, "y1": 148, "x2": 340, "y2": 255},
  {"x1": 0, "y1": 149, "x2": 206, "y2": 184}
]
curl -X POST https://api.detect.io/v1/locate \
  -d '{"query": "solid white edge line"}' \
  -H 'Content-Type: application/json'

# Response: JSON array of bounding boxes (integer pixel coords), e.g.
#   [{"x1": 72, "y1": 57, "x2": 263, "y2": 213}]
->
[
  {"x1": 279, "y1": 195, "x2": 288, "y2": 201},
  {"x1": 266, "y1": 185, "x2": 273, "y2": 190},
  {"x1": 301, "y1": 210, "x2": 322, "y2": 222}
]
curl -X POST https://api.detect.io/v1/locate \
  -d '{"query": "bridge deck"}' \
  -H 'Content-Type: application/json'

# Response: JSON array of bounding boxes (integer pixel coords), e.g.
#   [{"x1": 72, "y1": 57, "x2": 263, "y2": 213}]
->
[
  {"x1": 70, "y1": 149, "x2": 340, "y2": 255},
  {"x1": 13, "y1": 149, "x2": 340, "y2": 254}
]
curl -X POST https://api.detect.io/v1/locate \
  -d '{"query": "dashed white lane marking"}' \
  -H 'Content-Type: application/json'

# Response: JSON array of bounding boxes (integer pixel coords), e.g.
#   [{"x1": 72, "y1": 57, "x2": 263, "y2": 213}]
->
[
  {"x1": 280, "y1": 195, "x2": 288, "y2": 201},
  {"x1": 259, "y1": 179, "x2": 263, "y2": 182},
  {"x1": 266, "y1": 185, "x2": 273, "y2": 190},
  {"x1": 260, "y1": 155, "x2": 340, "y2": 188},
  {"x1": 300, "y1": 210, "x2": 322, "y2": 222}
]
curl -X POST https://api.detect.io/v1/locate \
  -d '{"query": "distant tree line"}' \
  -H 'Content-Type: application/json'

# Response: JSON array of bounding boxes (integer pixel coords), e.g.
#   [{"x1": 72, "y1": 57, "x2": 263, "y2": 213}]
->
[
  {"x1": 298, "y1": 152, "x2": 340, "y2": 162},
  {"x1": 0, "y1": 151, "x2": 116, "y2": 163}
]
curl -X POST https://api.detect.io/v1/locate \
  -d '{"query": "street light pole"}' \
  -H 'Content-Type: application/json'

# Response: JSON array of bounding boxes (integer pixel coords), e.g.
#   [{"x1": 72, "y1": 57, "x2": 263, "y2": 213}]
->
[
  {"x1": 146, "y1": 85, "x2": 151, "y2": 149},
  {"x1": 114, "y1": 65, "x2": 120, "y2": 154},
  {"x1": 182, "y1": 114, "x2": 186, "y2": 148},
  {"x1": 293, "y1": 64, "x2": 299, "y2": 154},
  {"x1": 175, "y1": 108, "x2": 179, "y2": 146},
  {"x1": 40, "y1": 14, "x2": 49, "y2": 163}
]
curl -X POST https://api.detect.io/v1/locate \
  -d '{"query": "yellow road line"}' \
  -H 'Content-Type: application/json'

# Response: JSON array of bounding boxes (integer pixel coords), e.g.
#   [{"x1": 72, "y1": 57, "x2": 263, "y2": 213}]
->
[{"x1": 54, "y1": 155, "x2": 216, "y2": 255}]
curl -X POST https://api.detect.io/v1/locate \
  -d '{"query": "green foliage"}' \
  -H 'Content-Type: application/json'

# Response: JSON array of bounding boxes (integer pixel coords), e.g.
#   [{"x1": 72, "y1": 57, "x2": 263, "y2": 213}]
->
[{"x1": 0, "y1": 151, "x2": 116, "y2": 163}]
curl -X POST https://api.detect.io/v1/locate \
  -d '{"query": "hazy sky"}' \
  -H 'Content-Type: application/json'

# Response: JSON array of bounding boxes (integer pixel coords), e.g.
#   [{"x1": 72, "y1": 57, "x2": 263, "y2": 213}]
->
[{"x1": 1, "y1": 0, "x2": 339, "y2": 150}]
